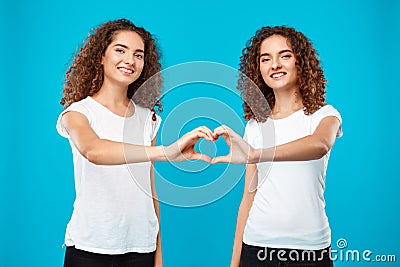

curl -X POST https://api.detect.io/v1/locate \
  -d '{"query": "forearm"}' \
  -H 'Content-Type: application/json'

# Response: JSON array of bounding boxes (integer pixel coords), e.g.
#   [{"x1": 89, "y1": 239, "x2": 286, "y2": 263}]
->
[
  {"x1": 154, "y1": 237, "x2": 162, "y2": 267},
  {"x1": 63, "y1": 112, "x2": 169, "y2": 165},
  {"x1": 254, "y1": 135, "x2": 330, "y2": 163},
  {"x1": 231, "y1": 198, "x2": 253, "y2": 267},
  {"x1": 153, "y1": 198, "x2": 163, "y2": 266},
  {"x1": 150, "y1": 152, "x2": 163, "y2": 267},
  {"x1": 85, "y1": 139, "x2": 166, "y2": 165}
]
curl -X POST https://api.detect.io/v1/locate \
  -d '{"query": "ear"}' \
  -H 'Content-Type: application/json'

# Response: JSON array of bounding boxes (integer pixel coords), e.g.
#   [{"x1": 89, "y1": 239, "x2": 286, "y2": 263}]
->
[{"x1": 100, "y1": 49, "x2": 107, "y2": 65}]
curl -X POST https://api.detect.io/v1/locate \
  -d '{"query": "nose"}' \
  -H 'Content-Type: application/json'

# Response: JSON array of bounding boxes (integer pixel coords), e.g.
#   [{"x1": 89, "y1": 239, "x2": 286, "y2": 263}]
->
[
  {"x1": 124, "y1": 53, "x2": 135, "y2": 66},
  {"x1": 271, "y1": 57, "x2": 281, "y2": 70}
]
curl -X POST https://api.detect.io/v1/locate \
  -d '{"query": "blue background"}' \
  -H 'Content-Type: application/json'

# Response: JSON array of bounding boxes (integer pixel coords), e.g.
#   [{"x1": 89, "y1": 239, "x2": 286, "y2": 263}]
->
[{"x1": 1, "y1": 0, "x2": 399, "y2": 266}]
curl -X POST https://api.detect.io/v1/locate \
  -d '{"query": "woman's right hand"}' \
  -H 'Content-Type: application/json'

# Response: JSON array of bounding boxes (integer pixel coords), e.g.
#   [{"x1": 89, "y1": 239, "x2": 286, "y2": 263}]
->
[
  {"x1": 163, "y1": 126, "x2": 215, "y2": 163},
  {"x1": 211, "y1": 125, "x2": 259, "y2": 164}
]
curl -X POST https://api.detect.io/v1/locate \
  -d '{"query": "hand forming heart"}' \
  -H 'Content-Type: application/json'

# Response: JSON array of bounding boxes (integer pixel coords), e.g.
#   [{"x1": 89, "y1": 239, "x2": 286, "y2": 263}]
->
[
  {"x1": 211, "y1": 125, "x2": 257, "y2": 164},
  {"x1": 164, "y1": 125, "x2": 258, "y2": 164}
]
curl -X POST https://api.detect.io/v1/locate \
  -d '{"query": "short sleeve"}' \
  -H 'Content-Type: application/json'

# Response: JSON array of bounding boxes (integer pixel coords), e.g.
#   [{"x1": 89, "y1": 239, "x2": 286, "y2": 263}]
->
[
  {"x1": 244, "y1": 119, "x2": 260, "y2": 147},
  {"x1": 311, "y1": 105, "x2": 343, "y2": 137},
  {"x1": 56, "y1": 101, "x2": 92, "y2": 139}
]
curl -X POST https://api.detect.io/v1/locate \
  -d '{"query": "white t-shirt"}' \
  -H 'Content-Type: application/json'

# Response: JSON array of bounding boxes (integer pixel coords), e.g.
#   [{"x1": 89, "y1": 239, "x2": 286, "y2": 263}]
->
[
  {"x1": 243, "y1": 105, "x2": 342, "y2": 250},
  {"x1": 56, "y1": 96, "x2": 161, "y2": 254}
]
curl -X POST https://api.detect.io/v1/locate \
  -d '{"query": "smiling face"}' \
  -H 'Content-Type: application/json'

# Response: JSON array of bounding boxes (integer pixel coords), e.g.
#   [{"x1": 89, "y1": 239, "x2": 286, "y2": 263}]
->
[
  {"x1": 101, "y1": 30, "x2": 145, "y2": 88},
  {"x1": 259, "y1": 34, "x2": 298, "y2": 92}
]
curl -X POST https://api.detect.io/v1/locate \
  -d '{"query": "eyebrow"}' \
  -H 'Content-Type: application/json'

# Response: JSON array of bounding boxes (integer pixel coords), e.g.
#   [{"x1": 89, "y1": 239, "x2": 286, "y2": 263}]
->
[
  {"x1": 259, "y1": 49, "x2": 293, "y2": 57},
  {"x1": 114, "y1": 43, "x2": 144, "y2": 53}
]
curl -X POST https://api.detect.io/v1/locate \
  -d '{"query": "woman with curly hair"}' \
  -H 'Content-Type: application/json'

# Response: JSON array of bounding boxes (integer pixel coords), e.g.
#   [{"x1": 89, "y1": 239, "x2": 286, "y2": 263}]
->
[
  {"x1": 56, "y1": 18, "x2": 213, "y2": 267},
  {"x1": 212, "y1": 26, "x2": 342, "y2": 266}
]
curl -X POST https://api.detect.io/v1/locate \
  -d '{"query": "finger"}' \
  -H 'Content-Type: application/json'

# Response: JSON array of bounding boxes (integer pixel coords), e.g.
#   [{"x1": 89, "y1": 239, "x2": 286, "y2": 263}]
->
[
  {"x1": 213, "y1": 126, "x2": 230, "y2": 137},
  {"x1": 214, "y1": 124, "x2": 231, "y2": 133},
  {"x1": 202, "y1": 126, "x2": 215, "y2": 141},
  {"x1": 197, "y1": 126, "x2": 215, "y2": 141},
  {"x1": 211, "y1": 155, "x2": 230, "y2": 164},
  {"x1": 184, "y1": 131, "x2": 209, "y2": 142},
  {"x1": 191, "y1": 152, "x2": 212, "y2": 163},
  {"x1": 212, "y1": 125, "x2": 224, "y2": 134},
  {"x1": 195, "y1": 131, "x2": 212, "y2": 141},
  {"x1": 213, "y1": 130, "x2": 231, "y2": 146}
]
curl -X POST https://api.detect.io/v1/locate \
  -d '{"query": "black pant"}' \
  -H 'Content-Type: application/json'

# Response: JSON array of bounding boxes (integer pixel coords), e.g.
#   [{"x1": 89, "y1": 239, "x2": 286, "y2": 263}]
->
[
  {"x1": 64, "y1": 246, "x2": 155, "y2": 267},
  {"x1": 240, "y1": 243, "x2": 333, "y2": 267}
]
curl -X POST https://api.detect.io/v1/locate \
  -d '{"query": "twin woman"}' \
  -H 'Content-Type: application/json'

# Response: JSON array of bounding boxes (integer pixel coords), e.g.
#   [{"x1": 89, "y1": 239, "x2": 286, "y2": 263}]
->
[{"x1": 57, "y1": 19, "x2": 342, "y2": 267}]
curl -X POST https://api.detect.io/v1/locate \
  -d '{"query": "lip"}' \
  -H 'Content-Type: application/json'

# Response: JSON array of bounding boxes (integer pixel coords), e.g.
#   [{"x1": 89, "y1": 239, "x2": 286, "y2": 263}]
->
[
  {"x1": 270, "y1": 72, "x2": 286, "y2": 79},
  {"x1": 117, "y1": 66, "x2": 134, "y2": 75}
]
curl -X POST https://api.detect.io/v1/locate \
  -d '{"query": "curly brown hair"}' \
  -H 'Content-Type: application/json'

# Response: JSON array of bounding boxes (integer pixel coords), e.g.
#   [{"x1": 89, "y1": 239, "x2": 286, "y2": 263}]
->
[
  {"x1": 239, "y1": 26, "x2": 326, "y2": 122},
  {"x1": 60, "y1": 18, "x2": 162, "y2": 118}
]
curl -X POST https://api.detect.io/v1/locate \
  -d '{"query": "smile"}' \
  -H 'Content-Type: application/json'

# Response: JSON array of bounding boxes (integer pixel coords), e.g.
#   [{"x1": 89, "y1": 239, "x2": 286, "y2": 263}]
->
[
  {"x1": 118, "y1": 67, "x2": 134, "y2": 74},
  {"x1": 270, "y1": 72, "x2": 286, "y2": 79}
]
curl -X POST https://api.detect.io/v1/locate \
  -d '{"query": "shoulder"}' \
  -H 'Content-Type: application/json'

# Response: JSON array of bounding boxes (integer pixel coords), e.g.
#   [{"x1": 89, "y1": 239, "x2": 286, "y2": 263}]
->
[
  {"x1": 245, "y1": 118, "x2": 270, "y2": 132},
  {"x1": 312, "y1": 104, "x2": 343, "y2": 137},
  {"x1": 134, "y1": 102, "x2": 162, "y2": 122},
  {"x1": 134, "y1": 103, "x2": 152, "y2": 116},
  {"x1": 65, "y1": 97, "x2": 93, "y2": 113},
  {"x1": 56, "y1": 97, "x2": 93, "y2": 138},
  {"x1": 133, "y1": 102, "x2": 162, "y2": 140},
  {"x1": 314, "y1": 104, "x2": 340, "y2": 114},
  {"x1": 245, "y1": 119, "x2": 256, "y2": 133},
  {"x1": 64, "y1": 97, "x2": 94, "y2": 121},
  {"x1": 246, "y1": 118, "x2": 259, "y2": 129},
  {"x1": 312, "y1": 104, "x2": 342, "y2": 123},
  {"x1": 244, "y1": 118, "x2": 262, "y2": 141}
]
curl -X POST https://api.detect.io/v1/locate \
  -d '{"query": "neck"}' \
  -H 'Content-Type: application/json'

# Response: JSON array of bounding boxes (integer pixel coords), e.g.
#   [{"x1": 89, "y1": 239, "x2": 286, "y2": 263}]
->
[
  {"x1": 272, "y1": 87, "x2": 303, "y2": 114},
  {"x1": 93, "y1": 81, "x2": 130, "y2": 106}
]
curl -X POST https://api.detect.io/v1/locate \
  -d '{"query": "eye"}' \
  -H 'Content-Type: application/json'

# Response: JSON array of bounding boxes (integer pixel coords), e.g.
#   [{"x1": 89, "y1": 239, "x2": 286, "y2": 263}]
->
[
  {"x1": 135, "y1": 54, "x2": 144, "y2": 60},
  {"x1": 282, "y1": 54, "x2": 292, "y2": 59},
  {"x1": 260, "y1": 57, "x2": 270, "y2": 62},
  {"x1": 115, "y1": 48, "x2": 125, "y2": 54}
]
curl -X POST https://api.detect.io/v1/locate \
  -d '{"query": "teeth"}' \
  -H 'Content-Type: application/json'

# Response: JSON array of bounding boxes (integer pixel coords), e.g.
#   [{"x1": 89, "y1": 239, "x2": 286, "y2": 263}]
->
[
  {"x1": 119, "y1": 67, "x2": 133, "y2": 74},
  {"x1": 272, "y1": 73, "x2": 284, "y2": 78}
]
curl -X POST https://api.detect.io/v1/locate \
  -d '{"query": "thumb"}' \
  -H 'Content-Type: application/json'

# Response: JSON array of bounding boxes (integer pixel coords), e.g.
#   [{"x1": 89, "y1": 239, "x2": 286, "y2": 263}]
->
[
  {"x1": 211, "y1": 155, "x2": 230, "y2": 164},
  {"x1": 192, "y1": 153, "x2": 212, "y2": 163}
]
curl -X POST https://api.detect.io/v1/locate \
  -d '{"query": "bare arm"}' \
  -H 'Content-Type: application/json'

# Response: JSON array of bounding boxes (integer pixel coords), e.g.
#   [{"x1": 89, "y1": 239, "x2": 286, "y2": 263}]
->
[
  {"x1": 212, "y1": 116, "x2": 341, "y2": 164},
  {"x1": 61, "y1": 111, "x2": 213, "y2": 165},
  {"x1": 257, "y1": 116, "x2": 340, "y2": 162},
  {"x1": 151, "y1": 137, "x2": 163, "y2": 267},
  {"x1": 230, "y1": 164, "x2": 258, "y2": 267}
]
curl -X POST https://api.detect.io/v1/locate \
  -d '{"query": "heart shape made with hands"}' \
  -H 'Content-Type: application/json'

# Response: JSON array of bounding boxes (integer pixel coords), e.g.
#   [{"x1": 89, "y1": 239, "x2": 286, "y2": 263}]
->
[{"x1": 177, "y1": 125, "x2": 253, "y2": 164}]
